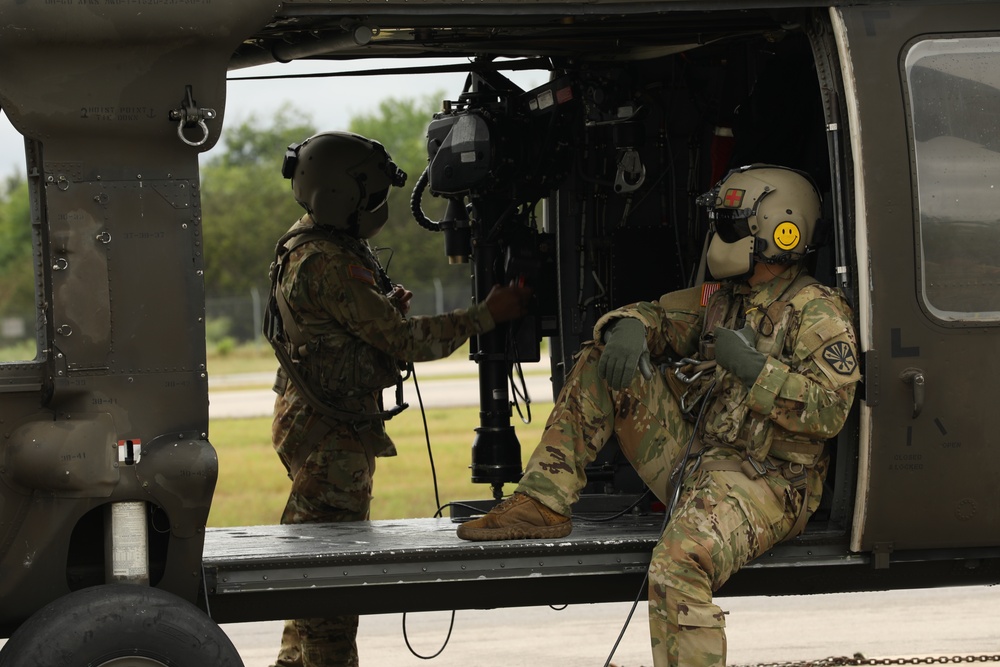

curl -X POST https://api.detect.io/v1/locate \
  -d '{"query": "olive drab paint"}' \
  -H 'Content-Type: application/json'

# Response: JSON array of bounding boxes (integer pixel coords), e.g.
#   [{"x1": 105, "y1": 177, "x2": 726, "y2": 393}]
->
[
  {"x1": 0, "y1": 0, "x2": 280, "y2": 635},
  {"x1": 0, "y1": 1, "x2": 999, "y2": 661}
]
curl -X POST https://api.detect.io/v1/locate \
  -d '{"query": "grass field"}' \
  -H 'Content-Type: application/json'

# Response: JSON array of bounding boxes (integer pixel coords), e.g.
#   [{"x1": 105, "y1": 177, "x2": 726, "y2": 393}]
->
[
  {"x1": 207, "y1": 403, "x2": 551, "y2": 527},
  {"x1": 0, "y1": 339, "x2": 551, "y2": 526}
]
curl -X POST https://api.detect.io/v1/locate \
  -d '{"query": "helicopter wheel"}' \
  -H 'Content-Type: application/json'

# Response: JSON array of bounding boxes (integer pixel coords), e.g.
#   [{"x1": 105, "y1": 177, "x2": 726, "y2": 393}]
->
[{"x1": 0, "y1": 584, "x2": 243, "y2": 667}]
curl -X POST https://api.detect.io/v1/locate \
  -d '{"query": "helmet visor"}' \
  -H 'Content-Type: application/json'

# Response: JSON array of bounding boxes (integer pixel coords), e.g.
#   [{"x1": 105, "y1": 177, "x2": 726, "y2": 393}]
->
[
  {"x1": 364, "y1": 187, "x2": 390, "y2": 213},
  {"x1": 711, "y1": 209, "x2": 753, "y2": 243}
]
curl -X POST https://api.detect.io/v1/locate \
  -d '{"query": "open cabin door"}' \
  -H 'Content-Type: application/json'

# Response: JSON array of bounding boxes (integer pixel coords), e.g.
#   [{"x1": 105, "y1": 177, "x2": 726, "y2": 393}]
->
[{"x1": 837, "y1": 4, "x2": 1000, "y2": 553}]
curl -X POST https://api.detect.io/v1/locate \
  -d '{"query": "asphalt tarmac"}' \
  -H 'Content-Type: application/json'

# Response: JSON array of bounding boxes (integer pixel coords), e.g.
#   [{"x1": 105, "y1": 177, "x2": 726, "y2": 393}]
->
[
  {"x1": 226, "y1": 585, "x2": 1000, "y2": 666},
  {"x1": 5, "y1": 586, "x2": 999, "y2": 664}
]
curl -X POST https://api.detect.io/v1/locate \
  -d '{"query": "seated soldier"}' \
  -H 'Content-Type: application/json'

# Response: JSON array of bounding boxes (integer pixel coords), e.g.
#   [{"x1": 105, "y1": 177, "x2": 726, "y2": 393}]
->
[{"x1": 457, "y1": 164, "x2": 861, "y2": 667}]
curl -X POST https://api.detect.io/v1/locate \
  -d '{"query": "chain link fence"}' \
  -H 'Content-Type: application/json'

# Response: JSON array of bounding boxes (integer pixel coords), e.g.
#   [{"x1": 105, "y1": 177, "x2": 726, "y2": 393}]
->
[
  {"x1": 206, "y1": 279, "x2": 474, "y2": 345},
  {"x1": 0, "y1": 279, "x2": 474, "y2": 360}
]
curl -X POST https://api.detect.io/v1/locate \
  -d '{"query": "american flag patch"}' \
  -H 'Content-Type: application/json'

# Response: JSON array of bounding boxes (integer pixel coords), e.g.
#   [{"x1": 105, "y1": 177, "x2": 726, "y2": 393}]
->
[
  {"x1": 348, "y1": 264, "x2": 376, "y2": 285},
  {"x1": 700, "y1": 282, "x2": 721, "y2": 307}
]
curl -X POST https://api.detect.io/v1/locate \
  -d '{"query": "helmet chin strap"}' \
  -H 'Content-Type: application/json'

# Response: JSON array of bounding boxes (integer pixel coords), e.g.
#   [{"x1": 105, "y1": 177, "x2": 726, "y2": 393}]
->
[
  {"x1": 750, "y1": 261, "x2": 780, "y2": 284},
  {"x1": 763, "y1": 262, "x2": 783, "y2": 277},
  {"x1": 343, "y1": 210, "x2": 362, "y2": 237}
]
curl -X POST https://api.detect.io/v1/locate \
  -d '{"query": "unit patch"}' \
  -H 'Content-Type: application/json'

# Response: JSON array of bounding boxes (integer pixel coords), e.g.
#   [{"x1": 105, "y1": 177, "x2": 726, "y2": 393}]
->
[
  {"x1": 822, "y1": 341, "x2": 857, "y2": 375},
  {"x1": 723, "y1": 188, "x2": 745, "y2": 208},
  {"x1": 348, "y1": 264, "x2": 376, "y2": 285}
]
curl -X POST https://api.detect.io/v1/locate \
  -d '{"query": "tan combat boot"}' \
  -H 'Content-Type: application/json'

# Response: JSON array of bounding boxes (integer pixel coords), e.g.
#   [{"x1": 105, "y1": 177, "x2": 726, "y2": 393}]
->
[{"x1": 456, "y1": 492, "x2": 572, "y2": 541}]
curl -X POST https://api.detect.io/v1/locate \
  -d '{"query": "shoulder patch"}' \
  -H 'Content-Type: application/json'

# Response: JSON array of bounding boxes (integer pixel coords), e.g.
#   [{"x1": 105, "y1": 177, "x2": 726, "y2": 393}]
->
[
  {"x1": 348, "y1": 264, "x2": 376, "y2": 286},
  {"x1": 822, "y1": 341, "x2": 858, "y2": 376},
  {"x1": 700, "y1": 282, "x2": 721, "y2": 307}
]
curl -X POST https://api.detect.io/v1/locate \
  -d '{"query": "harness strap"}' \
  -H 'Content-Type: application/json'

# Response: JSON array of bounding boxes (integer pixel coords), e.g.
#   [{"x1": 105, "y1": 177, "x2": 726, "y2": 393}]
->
[
  {"x1": 273, "y1": 228, "x2": 339, "y2": 348},
  {"x1": 275, "y1": 287, "x2": 309, "y2": 349},
  {"x1": 265, "y1": 226, "x2": 408, "y2": 424},
  {"x1": 675, "y1": 271, "x2": 825, "y2": 540},
  {"x1": 699, "y1": 459, "x2": 751, "y2": 474},
  {"x1": 770, "y1": 437, "x2": 827, "y2": 458},
  {"x1": 698, "y1": 457, "x2": 812, "y2": 540}
]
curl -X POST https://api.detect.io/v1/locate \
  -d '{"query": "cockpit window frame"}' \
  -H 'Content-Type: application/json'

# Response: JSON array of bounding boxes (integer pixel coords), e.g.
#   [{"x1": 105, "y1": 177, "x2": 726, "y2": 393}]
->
[{"x1": 904, "y1": 34, "x2": 1000, "y2": 326}]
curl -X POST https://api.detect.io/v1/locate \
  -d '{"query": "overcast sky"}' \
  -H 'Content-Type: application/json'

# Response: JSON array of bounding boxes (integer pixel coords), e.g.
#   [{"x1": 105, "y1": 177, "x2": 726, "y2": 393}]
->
[{"x1": 0, "y1": 58, "x2": 544, "y2": 178}]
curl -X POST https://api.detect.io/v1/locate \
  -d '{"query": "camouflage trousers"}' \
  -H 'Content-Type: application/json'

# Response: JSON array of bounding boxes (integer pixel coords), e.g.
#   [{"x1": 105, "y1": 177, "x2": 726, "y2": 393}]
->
[
  {"x1": 271, "y1": 395, "x2": 378, "y2": 667},
  {"x1": 517, "y1": 343, "x2": 800, "y2": 667}
]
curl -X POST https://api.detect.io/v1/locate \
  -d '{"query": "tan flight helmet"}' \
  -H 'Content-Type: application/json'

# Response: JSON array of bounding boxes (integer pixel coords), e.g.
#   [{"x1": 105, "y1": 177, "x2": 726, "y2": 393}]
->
[
  {"x1": 699, "y1": 164, "x2": 822, "y2": 279},
  {"x1": 283, "y1": 131, "x2": 407, "y2": 239}
]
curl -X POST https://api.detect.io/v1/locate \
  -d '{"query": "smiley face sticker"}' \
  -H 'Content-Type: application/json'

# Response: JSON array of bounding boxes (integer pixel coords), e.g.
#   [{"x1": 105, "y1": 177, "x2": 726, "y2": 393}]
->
[{"x1": 773, "y1": 222, "x2": 801, "y2": 251}]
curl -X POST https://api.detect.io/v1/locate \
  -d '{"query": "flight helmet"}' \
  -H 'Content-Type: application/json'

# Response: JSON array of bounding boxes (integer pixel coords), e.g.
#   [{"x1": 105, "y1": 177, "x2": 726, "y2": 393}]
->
[
  {"x1": 283, "y1": 131, "x2": 407, "y2": 238},
  {"x1": 699, "y1": 164, "x2": 822, "y2": 279}
]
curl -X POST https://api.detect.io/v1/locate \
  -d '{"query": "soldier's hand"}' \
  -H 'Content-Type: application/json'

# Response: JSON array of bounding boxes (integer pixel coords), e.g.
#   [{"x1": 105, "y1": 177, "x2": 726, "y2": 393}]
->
[
  {"x1": 714, "y1": 325, "x2": 765, "y2": 386},
  {"x1": 597, "y1": 318, "x2": 654, "y2": 391},
  {"x1": 483, "y1": 282, "x2": 533, "y2": 324},
  {"x1": 389, "y1": 285, "x2": 414, "y2": 315}
]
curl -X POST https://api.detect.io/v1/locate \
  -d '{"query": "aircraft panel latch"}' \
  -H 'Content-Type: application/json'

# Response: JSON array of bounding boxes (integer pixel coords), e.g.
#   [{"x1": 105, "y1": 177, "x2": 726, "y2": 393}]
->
[{"x1": 899, "y1": 367, "x2": 925, "y2": 419}]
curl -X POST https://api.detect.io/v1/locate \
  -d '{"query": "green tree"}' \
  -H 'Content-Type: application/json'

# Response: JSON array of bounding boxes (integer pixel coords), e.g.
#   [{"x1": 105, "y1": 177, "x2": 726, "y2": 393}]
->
[
  {"x1": 0, "y1": 175, "x2": 36, "y2": 317},
  {"x1": 200, "y1": 105, "x2": 317, "y2": 302}
]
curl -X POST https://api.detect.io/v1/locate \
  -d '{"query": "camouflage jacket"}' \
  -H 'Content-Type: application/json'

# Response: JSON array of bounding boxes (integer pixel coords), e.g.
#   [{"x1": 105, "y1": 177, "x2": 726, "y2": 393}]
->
[
  {"x1": 276, "y1": 215, "x2": 496, "y2": 457},
  {"x1": 594, "y1": 264, "x2": 860, "y2": 472}
]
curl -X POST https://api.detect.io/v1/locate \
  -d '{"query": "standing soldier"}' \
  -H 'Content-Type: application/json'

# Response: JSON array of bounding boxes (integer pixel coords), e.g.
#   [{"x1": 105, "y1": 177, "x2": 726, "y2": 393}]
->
[
  {"x1": 265, "y1": 131, "x2": 531, "y2": 667},
  {"x1": 457, "y1": 164, "x2": 861, "y2": 667}
]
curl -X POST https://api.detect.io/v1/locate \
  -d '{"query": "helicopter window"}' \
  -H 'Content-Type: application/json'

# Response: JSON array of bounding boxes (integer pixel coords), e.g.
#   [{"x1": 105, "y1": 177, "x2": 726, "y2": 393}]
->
[
  {"x1": 0, "y1": 154, "x2": 38, "y2": 363},
  {"x1": 906, "y1": 36, "x2": 1000, "y2": 322}
]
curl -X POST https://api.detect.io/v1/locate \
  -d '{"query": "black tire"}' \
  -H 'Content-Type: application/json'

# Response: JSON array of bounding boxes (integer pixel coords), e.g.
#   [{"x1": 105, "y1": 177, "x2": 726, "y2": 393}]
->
[{"x1": 0, "y1": 584, "x2": 243, "y2": 667}]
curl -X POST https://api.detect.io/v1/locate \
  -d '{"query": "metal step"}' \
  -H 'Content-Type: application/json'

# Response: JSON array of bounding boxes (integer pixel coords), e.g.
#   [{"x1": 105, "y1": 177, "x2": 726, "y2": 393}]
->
[
  {"x1": 201, "y1": 516, "x2": 662, "y2": 623},
  {"x1": 200, "y1": 515, "x2": 1000, "y2": 625}
]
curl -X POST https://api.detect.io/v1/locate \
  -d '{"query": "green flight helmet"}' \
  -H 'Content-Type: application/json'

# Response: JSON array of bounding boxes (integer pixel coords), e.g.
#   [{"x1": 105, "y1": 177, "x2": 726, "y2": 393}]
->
[{"x1": 283, "y1": 131, "x2": 407, "y2": 239}]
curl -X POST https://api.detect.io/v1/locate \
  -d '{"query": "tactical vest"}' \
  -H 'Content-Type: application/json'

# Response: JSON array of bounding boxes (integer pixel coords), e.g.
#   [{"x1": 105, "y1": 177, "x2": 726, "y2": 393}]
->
[
  {"x1": 263, "y1": 223, "x2": 407, "y2": 424},
  {"x1": 667, "y1": 272, "x2": 828, "y2": 467}
]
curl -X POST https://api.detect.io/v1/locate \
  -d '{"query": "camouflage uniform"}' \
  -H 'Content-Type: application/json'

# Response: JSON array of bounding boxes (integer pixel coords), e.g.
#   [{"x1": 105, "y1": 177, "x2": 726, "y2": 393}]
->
[
  {"x1": 517, "y1": 264, "x2": 860, "y2": 667},
  {"x1": 271, "y1": 215, "x2": 496, "y2": 667}
]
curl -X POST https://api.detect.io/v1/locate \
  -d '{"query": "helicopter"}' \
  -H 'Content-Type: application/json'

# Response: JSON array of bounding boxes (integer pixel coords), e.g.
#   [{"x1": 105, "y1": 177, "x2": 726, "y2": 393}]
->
[{"x1": 0, "y1": 1, "x2": 999, "y2": 664}]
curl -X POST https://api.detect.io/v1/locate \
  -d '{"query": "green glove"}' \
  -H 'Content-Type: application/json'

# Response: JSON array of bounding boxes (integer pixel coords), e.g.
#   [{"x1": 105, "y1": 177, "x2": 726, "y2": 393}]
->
[
  {"x1": 714, "y1": 325, "x2": 766, "y2": 387},
  {"x1": 598, "y1": 318, "x2": 655, "y2": 391}
]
